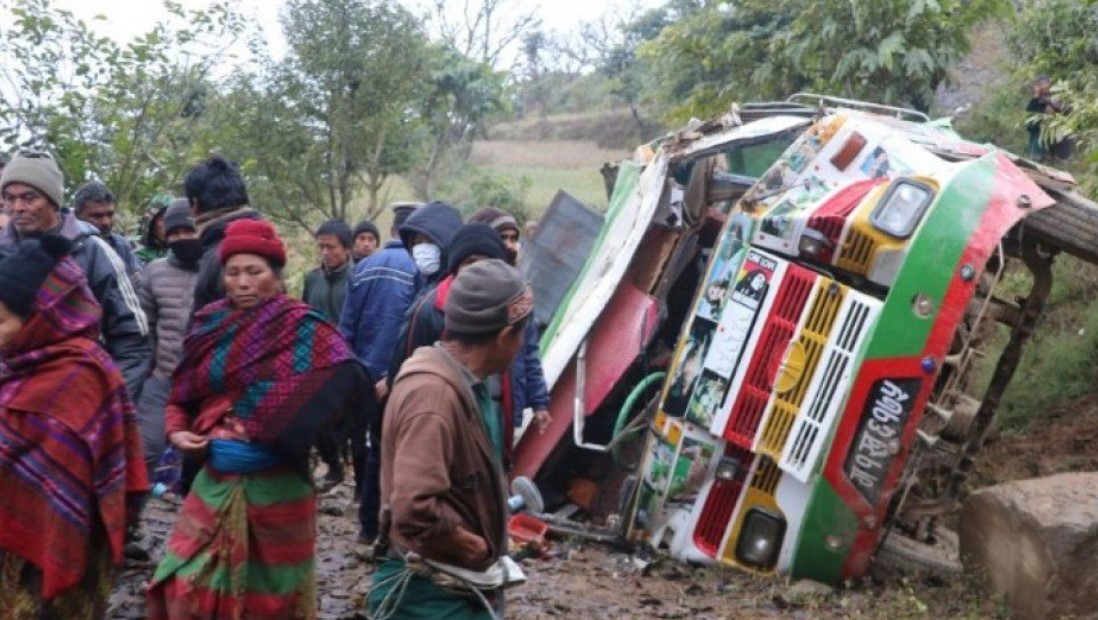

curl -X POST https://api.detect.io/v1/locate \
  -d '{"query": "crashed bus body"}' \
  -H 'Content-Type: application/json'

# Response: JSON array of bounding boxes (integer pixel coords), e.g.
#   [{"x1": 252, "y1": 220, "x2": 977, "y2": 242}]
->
[{"x1": 514, "y1": 95, "x2": 1098, "y2": 582}]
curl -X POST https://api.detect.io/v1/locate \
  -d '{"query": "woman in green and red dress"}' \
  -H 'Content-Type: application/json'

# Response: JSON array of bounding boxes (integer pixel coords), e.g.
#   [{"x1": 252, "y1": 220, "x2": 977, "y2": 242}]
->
[
  {"x1": 0, "y1": 236, "x2": 148, "y2": 618},
  {"x1": 147, "y1": 220, "x2": 367, "y2": 619}
]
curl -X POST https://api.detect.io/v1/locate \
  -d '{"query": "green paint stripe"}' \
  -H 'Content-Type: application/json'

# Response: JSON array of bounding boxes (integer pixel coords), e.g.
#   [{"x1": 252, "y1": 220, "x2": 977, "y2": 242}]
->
[
  {"x1": 864, "y1": 157, "x2": 997, "y2": 359},
  {"x1": 790, "y1": 156, "x2": 1000, "y2": 581},
  {"x1": 541, "y1": 160, "x2": 643, "y2": 350},
  {"x1": 789, "y1": 478, "x2": 859, "y2": 583}
]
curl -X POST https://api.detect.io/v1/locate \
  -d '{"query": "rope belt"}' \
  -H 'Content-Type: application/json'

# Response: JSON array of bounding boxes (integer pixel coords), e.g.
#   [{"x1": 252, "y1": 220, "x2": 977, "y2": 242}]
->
[{"x1": 369, "y1": 550, "x2": 506, "y2": 620}]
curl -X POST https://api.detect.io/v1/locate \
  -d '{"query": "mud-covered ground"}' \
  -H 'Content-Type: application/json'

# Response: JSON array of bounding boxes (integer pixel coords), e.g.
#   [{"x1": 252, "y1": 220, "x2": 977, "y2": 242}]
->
[
  {"x1": 112, "y1": 402, "x2": 1098, "y2": 620},
  {"x1": 108, "y1": 478, "x2": 1008, "y2": 620}
]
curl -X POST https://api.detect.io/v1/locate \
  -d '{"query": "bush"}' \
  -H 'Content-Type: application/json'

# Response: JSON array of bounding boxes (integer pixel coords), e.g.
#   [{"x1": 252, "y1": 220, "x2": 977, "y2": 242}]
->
[{"x1": 991, "y1": 256, "x2": 1098, "y2": 429}]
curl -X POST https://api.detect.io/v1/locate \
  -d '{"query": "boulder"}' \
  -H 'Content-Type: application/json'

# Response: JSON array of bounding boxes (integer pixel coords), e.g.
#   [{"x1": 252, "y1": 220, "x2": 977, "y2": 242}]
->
[{"x1": 959, "y1": 472, "x2": 1098, "y2": 620}]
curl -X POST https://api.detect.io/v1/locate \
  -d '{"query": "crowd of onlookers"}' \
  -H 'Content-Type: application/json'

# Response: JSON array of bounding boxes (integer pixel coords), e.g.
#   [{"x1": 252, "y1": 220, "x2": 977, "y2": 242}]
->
[{"x1": 0, "y1": 149, "x2": 548, "y2": 618}]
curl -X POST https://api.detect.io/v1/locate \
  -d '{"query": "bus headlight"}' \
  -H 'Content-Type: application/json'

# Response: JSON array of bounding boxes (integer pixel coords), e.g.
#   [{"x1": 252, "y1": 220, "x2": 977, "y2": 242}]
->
[
  {"x1": 870, "y1": 179, "x2": 935, "y2": 238},
  {"x1": 734, "y1": 508, "x2": 786, "y2": 570}
]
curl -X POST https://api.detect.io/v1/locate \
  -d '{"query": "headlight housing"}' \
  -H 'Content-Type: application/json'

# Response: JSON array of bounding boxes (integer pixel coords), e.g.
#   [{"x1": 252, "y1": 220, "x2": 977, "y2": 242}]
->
[
  {"x1": 870, "y1": 179, "x2": 935, "y2": 238},
  {"x1": 734, "y1": 508, "x2": 786, "y2": 570}
]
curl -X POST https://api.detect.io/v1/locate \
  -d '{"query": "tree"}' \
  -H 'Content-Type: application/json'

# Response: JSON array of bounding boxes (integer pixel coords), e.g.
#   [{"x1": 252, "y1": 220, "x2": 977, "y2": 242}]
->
[
  {"x1": 0, "y1": 0, "x2": 245, "y2": 217},
  {"x1": 220, "y1": 0, "x2": 433, "y2": 229},
  {"x1": 406, "y1": 43, "x2": 507, "y2": 200},
  {"x1": 431, "y1": 0, "x2": 539, "y2": 67},
  {"x1": 641, "y1": 0, "x2": 1011, "y2": 123}
]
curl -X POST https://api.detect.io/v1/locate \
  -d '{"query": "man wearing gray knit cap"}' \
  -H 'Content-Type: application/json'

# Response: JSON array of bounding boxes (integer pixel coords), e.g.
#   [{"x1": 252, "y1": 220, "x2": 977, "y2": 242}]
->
[
  {"x1": 369, "y1": 258, "x2": 532, "y2": 618},
  {"x1": 0, "y1": 151, "x2": 151, "y2": 399}
]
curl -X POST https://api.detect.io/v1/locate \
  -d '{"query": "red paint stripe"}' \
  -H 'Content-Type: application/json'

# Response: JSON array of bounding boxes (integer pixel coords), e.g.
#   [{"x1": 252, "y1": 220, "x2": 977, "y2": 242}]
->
[{"x1": 824, "y1": 154, "x2": 1054, "y2": 578}]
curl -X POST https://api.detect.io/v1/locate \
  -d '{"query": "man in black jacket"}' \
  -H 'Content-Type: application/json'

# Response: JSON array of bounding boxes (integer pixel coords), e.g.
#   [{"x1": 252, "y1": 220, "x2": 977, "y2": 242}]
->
[
  {"x1": 0, "y1": 151, "x2": 151, "y2": 398},
  {"x1": 184, "y1": 155, "x2": 262, "y2": 312}
]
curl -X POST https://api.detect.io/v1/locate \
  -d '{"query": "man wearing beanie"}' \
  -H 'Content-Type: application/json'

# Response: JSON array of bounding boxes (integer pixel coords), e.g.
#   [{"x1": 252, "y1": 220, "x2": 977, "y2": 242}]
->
[
  {"x1": 135, "y1": 200, "x2": 202, "y2": 483},
  {"x1": 302, "y1": 218, "x2": 356, "y2": 490},
  {"x1": 369, "y1": 259, "x2": 533, "y2": 618},
  {"x1": 339, "y1": 202, "x2": 421, "y2": 546},
  {"x1": 470, "y1": 206, "x2": 521, "y2": 264},
  {"x1": 351, "y1": 220, "x2": 380, "y2": 262},
  {"x1": 73, "y1": 180, "x2": 143, "y2": 278},
  {"x1": 0, "y1": 151, "x2": 151, "y2": 399},
  {"x1": 183, "y1": 154, "x2": 263, "y2": 311},
  {"x1": 354, "y1": 222, "x2": 508, "y2": 554},
  {"x1": 386, "y1": 222, "x2": 508, "y2": 385}
]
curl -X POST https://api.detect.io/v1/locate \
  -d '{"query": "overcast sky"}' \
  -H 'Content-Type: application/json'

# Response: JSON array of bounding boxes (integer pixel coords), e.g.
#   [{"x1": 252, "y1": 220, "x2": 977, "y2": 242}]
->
[{"x1": 34, "y1": 0, "x2": 654, "y2": 65}]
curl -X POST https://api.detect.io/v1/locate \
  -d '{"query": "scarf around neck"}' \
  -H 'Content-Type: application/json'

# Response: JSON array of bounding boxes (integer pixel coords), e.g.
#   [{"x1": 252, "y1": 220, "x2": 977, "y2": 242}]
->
[{"x1": 170, "y1": 293, "x2": 364, "y2": 467}]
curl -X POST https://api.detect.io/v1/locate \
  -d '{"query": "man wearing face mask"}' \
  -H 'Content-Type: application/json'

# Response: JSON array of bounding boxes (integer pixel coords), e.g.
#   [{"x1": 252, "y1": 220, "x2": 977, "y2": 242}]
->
[
  {"x1": 399, "y1": 201, "x2": 463, "y2": 293},
  {"x1": 134, "y1": 200, "x2": 202, "y2": 483}
]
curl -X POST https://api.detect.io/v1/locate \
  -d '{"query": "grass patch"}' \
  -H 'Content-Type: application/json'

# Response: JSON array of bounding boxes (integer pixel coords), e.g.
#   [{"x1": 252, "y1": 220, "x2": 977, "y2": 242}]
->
[
  {"x1": 981, "y1": 255, "x2": 1098, "y2": 430},
  {"x1": 479, "y1": 165, "x2": 611, "y2": 215}
]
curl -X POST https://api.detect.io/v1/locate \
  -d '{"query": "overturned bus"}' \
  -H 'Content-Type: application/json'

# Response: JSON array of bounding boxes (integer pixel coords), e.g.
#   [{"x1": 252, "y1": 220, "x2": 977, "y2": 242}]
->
[{"x1": 514, "y1": 94, "x2": 1098, "y2": 582}]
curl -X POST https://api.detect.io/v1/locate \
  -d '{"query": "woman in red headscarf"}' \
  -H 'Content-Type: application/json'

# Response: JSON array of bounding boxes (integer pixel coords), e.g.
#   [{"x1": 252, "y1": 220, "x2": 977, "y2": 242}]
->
[
  {"x1": 147, "y1": 220, "x2": 367, "y2": 620},
  {"x1": 0, "y1": 236, "x2": 148, "y2": 618}
]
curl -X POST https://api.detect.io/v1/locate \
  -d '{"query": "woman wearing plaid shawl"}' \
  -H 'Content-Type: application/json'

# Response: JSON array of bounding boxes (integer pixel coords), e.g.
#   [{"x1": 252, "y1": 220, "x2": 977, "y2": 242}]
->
[
  {"x1": 0, "y1": 236, "x2": 148, "y2": 618},
  {"x1": 147, "y1": 220, "x2": 367, "y2": 619}
]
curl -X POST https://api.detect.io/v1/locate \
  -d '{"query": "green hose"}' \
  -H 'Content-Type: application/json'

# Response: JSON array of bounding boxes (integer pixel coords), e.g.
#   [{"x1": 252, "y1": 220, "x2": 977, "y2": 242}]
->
[{"x1": 611, "y1": 371, "x2": 667, "y2": 467}]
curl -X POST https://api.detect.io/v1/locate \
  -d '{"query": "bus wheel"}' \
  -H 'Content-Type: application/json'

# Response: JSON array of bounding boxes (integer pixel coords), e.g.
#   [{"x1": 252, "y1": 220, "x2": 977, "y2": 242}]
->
[{"x1": 873, "y1": 529, "x2": 962, "y2": 577}]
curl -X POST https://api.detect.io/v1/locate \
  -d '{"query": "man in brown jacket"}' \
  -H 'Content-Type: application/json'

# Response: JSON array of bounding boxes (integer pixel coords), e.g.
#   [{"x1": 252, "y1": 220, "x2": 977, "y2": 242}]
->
[{"x1": 369, "y1": 259, "x2": 533, "y2": 619}]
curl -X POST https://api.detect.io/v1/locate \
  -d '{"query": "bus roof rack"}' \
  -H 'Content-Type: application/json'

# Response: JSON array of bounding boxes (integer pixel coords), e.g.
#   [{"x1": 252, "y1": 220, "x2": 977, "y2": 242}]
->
[{"x1": 786, "y1": 93, "x2": 930, "y2": 123}]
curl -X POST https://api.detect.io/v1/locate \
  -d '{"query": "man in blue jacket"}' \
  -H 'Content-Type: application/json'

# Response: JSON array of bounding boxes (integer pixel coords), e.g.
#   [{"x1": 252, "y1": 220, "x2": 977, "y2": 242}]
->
[{"x1": 339, "y1": 202, "x2": 419, "y2": 550}]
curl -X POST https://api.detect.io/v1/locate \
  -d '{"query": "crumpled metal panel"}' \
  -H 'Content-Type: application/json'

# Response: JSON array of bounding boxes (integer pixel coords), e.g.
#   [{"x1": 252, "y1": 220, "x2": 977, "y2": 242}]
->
[{"x1": 512, "y1": 283, "x2": 659, "y2": 480}]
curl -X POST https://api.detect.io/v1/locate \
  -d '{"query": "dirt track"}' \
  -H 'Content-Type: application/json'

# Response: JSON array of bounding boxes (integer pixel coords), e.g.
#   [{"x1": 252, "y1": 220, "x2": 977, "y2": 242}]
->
[{"x1": 109, "y1": 476, "x2": 1007, "y2": 620}]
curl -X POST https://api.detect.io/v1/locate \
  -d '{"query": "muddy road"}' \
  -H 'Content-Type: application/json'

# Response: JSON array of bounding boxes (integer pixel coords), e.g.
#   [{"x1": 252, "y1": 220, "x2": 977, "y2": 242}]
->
[{"x1": 108, "y1": 477, "x2": 1003, "y2": 620}]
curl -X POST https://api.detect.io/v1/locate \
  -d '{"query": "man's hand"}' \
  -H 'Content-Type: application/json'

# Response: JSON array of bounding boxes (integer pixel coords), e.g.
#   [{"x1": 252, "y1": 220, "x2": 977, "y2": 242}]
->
[
  {"x1": 375, "y1": 378, "x2": 389, "y2": 402},
  {"x1": 169, "y1": 431, "x2": 209, "y2": 457},
  {"x1": 533, "y1": 409, "x2": 551, "y2": 434},
  {"x1": 452, "y1": 525, "x2": 489, "y2": 561}
]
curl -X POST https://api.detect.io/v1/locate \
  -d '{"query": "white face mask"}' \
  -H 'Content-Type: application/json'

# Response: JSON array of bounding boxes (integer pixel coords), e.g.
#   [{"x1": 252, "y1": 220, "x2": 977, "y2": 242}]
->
[{"x1": 412, "y1": 242, "x2": 441, "y2": 275}]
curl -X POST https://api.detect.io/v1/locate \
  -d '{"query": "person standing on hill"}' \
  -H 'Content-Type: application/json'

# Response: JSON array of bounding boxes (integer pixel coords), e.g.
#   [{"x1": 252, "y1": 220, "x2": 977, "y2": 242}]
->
[
  {"x1": 0, "y1": 151, "x2": 150, "y2": 399},
  {"x1": 135, "y1": 200, "x2": 202, "y2": 482},
  {"x1": 303, "y1": 218, "x2": 356, "y2": 490},
  {"x1": 184, "y1": 155, "x2": 263, "y2": 311},
  {"x1": 73, "y1": 180, "x2": 143, "y2": 278}
]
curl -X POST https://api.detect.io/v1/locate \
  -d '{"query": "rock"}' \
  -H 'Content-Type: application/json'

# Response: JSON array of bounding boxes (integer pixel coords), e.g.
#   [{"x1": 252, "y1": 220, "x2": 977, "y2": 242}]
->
[
  {"x1": 959, "y1": 472, "x2": 1098, "y2": 620},
  {"x1": 787, "y1": 579, "x2": 834, "y2": 600}
]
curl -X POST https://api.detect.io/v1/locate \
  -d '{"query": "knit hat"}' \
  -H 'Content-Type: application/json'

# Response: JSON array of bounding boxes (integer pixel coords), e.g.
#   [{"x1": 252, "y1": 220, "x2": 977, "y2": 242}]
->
[
  {"x1": 162, "y1": 199, "x2": 195, "y2": 235},
  {"x1": 317, "y1": 219, "x2": 352, "y2": 248},
  {"x1": 353, "y1": 220, "x2": 380, "y2": 240},
  {"x1": 447, "y1": 222, "x2": 507, "y2": 274},
  {"x1": 219, "y1": 219, "x2": 287, "y2": 267},
  {"x1": 469, "y1": 206, "x2": 520, "y2": 236},
  {"x1": 445, "y1": 258, "x2": 533, "y2": 335},
  {"x1": 0, "y1": 235, "x2": 73, "y2": 317},
  {"x1": 0, "y1": 151, "x2": 65, "y2": 209}
]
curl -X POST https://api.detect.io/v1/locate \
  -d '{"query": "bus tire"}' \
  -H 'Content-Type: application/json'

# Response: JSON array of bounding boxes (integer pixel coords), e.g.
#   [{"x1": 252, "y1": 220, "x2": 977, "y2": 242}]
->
[
  {"x1": 1024, "y1": 190, "x2": 1098, "y2": 264},
  {"x1": 872, "y1": 530, "x2": 963, "y2": 576}
]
